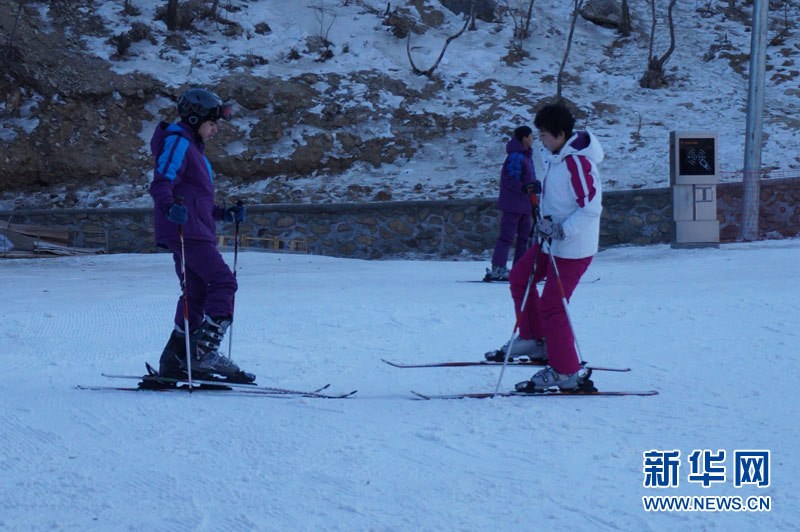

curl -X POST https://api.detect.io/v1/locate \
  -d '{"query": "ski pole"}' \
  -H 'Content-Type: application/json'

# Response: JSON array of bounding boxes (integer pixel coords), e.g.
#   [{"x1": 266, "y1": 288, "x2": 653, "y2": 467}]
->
[
  {"x1": 226, "y1": 200, "x2": 243, "y2": 362},
  {"x1": 177, "y1": 220, "x2": 193, "y2": 391},
  {"x1": 526, "y1": 190, "x2": 540, "y2": 249},
  {"x1": 544, "y1": 238, "x2": 584, "y2": 365},
  {"x1": 493, "y1": 236, "x2": 542, "y2": 396},
  {"x1": 494, "y1": 202, "x2": 542, "y2": 394}
]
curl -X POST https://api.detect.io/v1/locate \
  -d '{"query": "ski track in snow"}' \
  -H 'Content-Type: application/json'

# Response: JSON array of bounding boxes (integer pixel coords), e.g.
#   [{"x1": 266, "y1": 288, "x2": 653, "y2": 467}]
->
[{"x1": 0, "y1": 244, "x2": 797, "y2": 531}]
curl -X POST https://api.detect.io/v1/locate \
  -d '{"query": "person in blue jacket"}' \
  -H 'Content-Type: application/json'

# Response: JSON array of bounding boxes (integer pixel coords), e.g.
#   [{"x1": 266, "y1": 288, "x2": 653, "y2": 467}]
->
[{"x1": 149, "y1": 88, "x2": 253, "y2": 382}]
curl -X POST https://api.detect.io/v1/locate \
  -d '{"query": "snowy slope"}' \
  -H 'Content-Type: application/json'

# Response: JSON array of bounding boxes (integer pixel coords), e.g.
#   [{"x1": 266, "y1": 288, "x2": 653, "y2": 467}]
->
[
  {"x1": 1, "y1": 240, "x2": 797, "y2": 530},
  {"x1": 1, "y1": 0, "x2": 798, "y2": 209},
  {"x1": 84, "y1": 0, "x2": 799, "y2": 189}
]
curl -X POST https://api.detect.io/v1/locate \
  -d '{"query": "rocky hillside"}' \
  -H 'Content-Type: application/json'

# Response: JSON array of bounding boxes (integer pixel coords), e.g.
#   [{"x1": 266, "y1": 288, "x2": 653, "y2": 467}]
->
[{"x1": 1, "y1": 0, "x2": 798, "y2": 209}]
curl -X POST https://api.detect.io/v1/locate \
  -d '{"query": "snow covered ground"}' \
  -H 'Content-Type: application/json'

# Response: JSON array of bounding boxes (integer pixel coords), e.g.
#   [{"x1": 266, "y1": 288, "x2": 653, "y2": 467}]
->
[{"x1": 1, "y1": 240, "x2": 797, "y2": 530}]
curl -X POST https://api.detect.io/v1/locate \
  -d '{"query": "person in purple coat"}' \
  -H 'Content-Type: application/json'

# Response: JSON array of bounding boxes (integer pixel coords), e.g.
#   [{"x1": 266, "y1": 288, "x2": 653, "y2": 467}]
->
[
  {"x1": 485, "y1": 126, "x2": 539, "y2": 281},
  {"x1": 150, "y1": 88, "x2": 254, "y2": 383}
]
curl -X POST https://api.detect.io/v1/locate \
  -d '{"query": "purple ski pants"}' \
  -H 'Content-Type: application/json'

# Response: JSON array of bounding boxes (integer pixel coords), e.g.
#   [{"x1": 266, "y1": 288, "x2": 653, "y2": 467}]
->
[
  {"x1": 508, "y1": 243, "x2": 592, "y2": 374},
  {"x1": 166, "y1": 239, "x2": 237, "y2": 332},
  {"x1": 491, "y1": 211, "x2": 532, "y2": 268}
]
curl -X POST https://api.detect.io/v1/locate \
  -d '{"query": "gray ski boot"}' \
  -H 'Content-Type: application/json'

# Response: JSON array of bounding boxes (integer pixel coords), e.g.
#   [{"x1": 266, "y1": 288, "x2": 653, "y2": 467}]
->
[
  {"x1": 483, "y1": 265, "x2": 510, "y2": 282},
  {"x1": 485, "y1": 337, "x2": 546, "y2": 362},
  {"x1": 515, "y1": 366, "x2": 593, "y2": 393},
  {"x1": 191, "y1": 316, "x2": 255, "y2": 383}
]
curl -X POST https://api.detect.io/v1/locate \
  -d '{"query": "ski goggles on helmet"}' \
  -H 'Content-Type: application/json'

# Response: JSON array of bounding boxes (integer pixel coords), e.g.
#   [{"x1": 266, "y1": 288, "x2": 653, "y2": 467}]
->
[
  {"x1": 216, "y1": 103, "x2": 233, "y2": 121},
  {"x1": 205, "y1": 103, "x2": 232, "y2": 122}
]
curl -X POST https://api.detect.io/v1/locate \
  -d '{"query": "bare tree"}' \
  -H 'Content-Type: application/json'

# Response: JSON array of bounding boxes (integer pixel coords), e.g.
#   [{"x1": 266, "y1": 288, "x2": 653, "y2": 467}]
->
[
  {"x1": 769, "y1": 0, "x2": 793, "y2": 46},
  {"x1": 407, "y1": 2, "x2": 475, "y2": 77},
  {"x1": 639, "y1": 0, "x2": 678, "y2": 89},
  {"x1": 555, "y1": 0, "x2": 583, "y2": 102},
  {"x1": 522, "y1": 0, "x2": 535, "y2": 37},
  {"x1": 505, "y1": 0, "x2": 536, "y2": 51},
  {"x1": 4, "y1": 0, "x2": 29, "y2": 48},
  {"x1": 122, "y1": 0, "x2": 140, "y2": 16},
  {"x1": 310, "y1": 0, "x2": 337, "y2": 45},
  {"x1": 166, "y1": 0, "x2": 179, "y2": 31},
  {"x1": 620, "y1": 0, "x2": 631, "y2": 36}
]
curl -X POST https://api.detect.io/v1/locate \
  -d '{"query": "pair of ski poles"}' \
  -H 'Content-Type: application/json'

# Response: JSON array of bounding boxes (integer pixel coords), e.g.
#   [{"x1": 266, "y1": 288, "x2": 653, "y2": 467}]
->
[
  {"x1": 176, "y1": 201, "x2": 242, "y2": 388},
  {"x1": 492, "y1": 204, "x2": 585, "y2": 395}
]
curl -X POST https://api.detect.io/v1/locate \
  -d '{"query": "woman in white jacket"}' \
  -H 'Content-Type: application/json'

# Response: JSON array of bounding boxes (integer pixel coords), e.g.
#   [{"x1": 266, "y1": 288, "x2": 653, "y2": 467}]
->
[{"x1": 503, "y1": 104, "x2": 604, "y2": 392}]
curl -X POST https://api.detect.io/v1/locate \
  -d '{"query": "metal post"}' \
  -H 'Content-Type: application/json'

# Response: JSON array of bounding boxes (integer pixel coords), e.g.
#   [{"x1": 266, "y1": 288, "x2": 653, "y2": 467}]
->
[{"x1": 741, "y1": 0, "x2": 769, "y2": 241}]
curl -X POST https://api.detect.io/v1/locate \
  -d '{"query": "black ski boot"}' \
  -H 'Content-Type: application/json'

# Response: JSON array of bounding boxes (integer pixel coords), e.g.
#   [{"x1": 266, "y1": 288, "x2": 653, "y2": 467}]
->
[{"x1": 158, "y1": 327, "x2": 188, "y2": 378}]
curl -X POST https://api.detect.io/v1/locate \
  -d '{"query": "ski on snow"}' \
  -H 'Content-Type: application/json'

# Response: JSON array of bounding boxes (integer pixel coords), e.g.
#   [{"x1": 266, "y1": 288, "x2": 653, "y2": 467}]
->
[
  {"x1": 457, "y1": 276, "x2": 600, "y2": 285},
  {"x1": 381, "y1": 358, "x2": 630, "y2": 373},
  {"x1": 88, "y1": 370, "x2": 357, "y2": 399},
  {"x1": 75, "y1": 384, "x2": 358, "y2": 398},
  {"x1": 410, "y1": 389, "x2": 658, "y2": 400}
]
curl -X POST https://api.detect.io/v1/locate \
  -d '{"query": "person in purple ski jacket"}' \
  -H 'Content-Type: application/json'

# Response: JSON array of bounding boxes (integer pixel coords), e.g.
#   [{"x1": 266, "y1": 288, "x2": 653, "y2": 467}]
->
[
  {"x1": 485, "y1": 125, "x2": 540, "y2": 281},
  {"x1": 149, "y1": 88, "x2": 254, "y2": 383}
]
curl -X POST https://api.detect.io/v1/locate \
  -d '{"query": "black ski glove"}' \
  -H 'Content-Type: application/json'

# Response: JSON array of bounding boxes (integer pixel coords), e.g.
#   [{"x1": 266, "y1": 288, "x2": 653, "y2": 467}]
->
[
  {"x1": 522, "y1": 180, "x2": 542, "y2": 195},
  {"x1": 223, "y1": 204, "x2": 246, "y2": 223}
]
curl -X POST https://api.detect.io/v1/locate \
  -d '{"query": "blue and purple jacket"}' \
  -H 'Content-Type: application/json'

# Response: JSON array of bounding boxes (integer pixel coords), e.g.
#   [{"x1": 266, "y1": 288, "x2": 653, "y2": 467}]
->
[
  {"x1": 149, "y1": 121, "x2": 224, "y2": 246},
  {"x1": 497, "y1": 137, "x2": 536, "y2": 214}
]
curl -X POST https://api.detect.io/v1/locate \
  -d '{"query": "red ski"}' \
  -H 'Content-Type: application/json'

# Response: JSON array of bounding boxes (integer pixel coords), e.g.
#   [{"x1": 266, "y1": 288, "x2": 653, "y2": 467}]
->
[
  {"x1": 411, "y1": 389, "x2": 658, "y2": 400},
  {"x1": 381, "y1": 358, "x2": 630, "y2": 372}
]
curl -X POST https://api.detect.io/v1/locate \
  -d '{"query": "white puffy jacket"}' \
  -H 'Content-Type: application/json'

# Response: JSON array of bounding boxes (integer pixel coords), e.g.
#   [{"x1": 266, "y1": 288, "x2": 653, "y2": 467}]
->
[{"x1": 539, "y1": 130, "x2": 604, "y2": 259}]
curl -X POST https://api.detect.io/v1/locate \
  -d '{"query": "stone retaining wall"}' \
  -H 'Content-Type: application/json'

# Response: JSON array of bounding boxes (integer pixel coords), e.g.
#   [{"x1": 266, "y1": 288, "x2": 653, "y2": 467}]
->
[
  {"x1": 1, "y1": 178, "x2": 797, "y2": 258},
  {"x1": 717, "y1": 178, "x2": 800, "y2": 240}
]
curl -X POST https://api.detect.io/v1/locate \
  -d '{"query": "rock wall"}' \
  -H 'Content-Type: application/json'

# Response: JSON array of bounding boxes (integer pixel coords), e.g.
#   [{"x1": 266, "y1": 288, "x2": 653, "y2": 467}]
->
[
  {"x1": 717, "y1": 178, "x2": 800, "y2": 240},
  {"x1": 1, "y1": 178, "x2": 797, "y2": 258}
]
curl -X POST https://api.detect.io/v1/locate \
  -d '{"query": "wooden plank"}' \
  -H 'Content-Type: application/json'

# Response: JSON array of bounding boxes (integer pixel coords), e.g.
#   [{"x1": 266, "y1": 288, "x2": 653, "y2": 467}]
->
[
  {"x1": 218, "y1": 234, "x2": 307, "y2": 253},
  {"x1": 0, "y1": 220, "x2": 70, "y2": 244}
]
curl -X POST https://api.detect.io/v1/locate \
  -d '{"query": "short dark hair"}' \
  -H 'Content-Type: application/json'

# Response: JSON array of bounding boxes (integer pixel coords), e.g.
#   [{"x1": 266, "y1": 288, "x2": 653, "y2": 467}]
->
[
  {"x1": 513, "y1": 125, "x2": 533, "y2": 141},
  {"x1": 534, "y1": 104, "x2": 575, "y2": 139}
]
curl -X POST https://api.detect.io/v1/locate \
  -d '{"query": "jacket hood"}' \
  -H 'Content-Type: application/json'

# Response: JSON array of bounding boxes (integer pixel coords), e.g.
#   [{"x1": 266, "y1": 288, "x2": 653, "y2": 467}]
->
[
  {"x1": 555, "y1": 130, "x2": 604, "y2": 164},
  {"x1": 506, "y1": 137, "x2": 530, "y2": 155}
]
